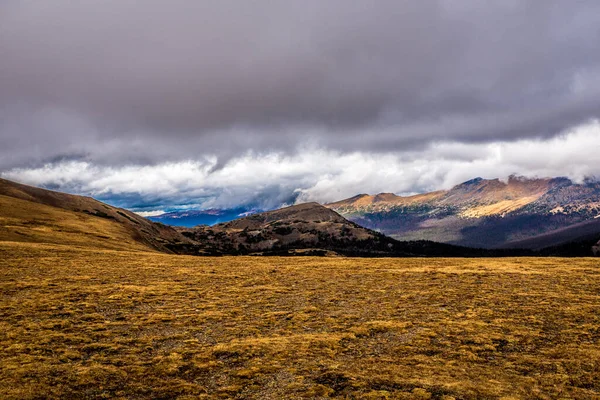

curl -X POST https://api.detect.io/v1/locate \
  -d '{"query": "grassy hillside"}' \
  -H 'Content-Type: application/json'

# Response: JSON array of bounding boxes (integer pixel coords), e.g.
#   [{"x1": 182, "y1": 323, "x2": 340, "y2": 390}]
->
[
  {"x1": 182, "y1": 202, "x2": 396, "y2": 256},
  {"x1": 1, "y1": 241, "x2": 599, "y2": 399},
  {"x1": 0, "y1": 178, "x2": 194, "y2": 253},
  {"x1": 0, "y1": 194, "x2": 150, "y2": 251}
]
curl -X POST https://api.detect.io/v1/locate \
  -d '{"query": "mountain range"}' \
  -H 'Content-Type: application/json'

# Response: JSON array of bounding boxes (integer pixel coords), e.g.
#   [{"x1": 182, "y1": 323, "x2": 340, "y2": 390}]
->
[
  {"x1": 1, "y1": 176, "x2": 599, "y2": 256},
  {"x1": 0, "y1": 178, "x2": 492, "y2": 257},
  {"x1": 327, "y1": 175, "x2": 600, "y2": 250}
]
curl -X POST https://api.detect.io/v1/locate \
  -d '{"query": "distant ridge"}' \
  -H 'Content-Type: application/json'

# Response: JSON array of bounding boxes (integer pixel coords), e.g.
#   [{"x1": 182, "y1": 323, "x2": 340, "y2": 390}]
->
[{"x1": 327, "y1": 175, "x2": 600, "y2": 251}]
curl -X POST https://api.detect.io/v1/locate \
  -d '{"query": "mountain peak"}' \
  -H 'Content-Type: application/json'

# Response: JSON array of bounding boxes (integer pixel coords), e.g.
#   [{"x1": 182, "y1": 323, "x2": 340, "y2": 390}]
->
[{"x1": 460, "y1": 177, "x2": 484, "y2": 185}]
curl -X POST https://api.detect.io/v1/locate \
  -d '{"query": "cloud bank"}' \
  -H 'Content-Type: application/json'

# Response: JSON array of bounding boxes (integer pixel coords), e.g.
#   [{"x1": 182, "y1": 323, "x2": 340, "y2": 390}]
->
[
  {"x1": 4, "y1": 121, "x2": 599, "y2": 212},
  {"x1": 1, "y1": 2, "x2": 599, "y2": 209}
]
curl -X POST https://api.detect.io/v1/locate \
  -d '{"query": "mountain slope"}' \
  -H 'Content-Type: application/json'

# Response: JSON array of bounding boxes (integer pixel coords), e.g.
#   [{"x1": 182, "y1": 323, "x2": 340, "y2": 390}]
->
[
  {"x1": 500, "y1": 218, "x2": 600, "y2": 250},
  {"x1": 327, "y1": 176, "x2": 600, "y2": 249},
  {"x1": 0, "y1": 178, "x2": 194, "y2": 252}
]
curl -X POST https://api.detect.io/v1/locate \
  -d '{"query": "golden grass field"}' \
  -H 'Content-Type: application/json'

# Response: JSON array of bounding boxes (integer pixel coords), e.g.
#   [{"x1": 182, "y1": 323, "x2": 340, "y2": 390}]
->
[
  {"x1": 1, "y1": 242, "x2": 599, "y2": 399},
  {"x1": 0, "y1": 194, "x2": 151, "y2": 252}
]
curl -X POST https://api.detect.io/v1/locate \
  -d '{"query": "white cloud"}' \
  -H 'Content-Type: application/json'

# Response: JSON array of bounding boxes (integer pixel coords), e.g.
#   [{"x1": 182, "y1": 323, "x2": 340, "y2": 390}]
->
[
  {"x1": 2, "y1": 120, "x2": 599, "y2": 210},
  {"x1": 134, "y1": 210, "x2": 166, "y2": 217}
]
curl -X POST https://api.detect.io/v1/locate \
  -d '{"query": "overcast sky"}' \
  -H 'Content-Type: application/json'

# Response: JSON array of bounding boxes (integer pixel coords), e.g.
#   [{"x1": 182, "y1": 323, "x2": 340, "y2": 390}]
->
[{"x1": 1, "y1": 1, "x2": 600, "y2": 212}]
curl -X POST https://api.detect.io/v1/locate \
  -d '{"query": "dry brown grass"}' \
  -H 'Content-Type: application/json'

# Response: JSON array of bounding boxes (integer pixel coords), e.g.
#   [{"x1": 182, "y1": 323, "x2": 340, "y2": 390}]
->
[
  {"x1": 0, "y1": 194, "x2": 151, "y2": 252},
  {"x1": 1, "y1": 241, "x2": 599, "y2": 399}
]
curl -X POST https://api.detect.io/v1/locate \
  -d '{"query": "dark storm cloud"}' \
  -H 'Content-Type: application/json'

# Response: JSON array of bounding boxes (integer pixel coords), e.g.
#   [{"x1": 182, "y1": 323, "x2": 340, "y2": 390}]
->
[{"x1": 1, "y1": 0, "x2": 600, "y2": 168}]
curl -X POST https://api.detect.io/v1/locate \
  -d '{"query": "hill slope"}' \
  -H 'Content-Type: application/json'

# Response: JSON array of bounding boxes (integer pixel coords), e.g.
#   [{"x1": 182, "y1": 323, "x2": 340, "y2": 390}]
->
[
  {"x1": 0, "y1": 178, "x2": 193, "y2": 252},
  {"x1": 327, "y1": 176, "x2": 600, "y2": 249}
]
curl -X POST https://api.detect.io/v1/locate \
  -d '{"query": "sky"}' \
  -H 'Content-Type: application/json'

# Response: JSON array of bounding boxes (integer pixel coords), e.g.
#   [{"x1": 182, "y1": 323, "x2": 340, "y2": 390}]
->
[{"x1": 1, "y1": 1, "x2": 600, "y2": 214}]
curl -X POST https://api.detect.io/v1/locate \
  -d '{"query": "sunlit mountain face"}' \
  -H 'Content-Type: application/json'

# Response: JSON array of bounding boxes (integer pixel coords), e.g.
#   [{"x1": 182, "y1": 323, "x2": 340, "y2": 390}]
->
[{"x1": 327, "y1": 176, "x2": 600, "y2": 249}]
